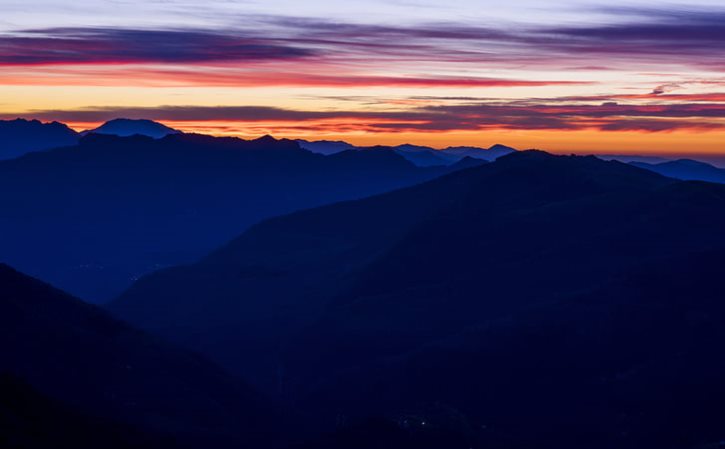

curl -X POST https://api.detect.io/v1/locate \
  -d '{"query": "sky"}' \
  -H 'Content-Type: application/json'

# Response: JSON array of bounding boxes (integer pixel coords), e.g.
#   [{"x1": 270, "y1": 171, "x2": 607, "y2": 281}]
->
[{"x1": 1, "y1": 0, "x2": 725, "y2": 155}]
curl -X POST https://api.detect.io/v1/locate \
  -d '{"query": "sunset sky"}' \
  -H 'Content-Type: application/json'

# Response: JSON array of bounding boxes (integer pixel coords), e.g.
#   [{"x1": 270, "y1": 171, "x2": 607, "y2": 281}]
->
[{"x1": 2, "y1": 0, "x2": 725, "y2": 155}]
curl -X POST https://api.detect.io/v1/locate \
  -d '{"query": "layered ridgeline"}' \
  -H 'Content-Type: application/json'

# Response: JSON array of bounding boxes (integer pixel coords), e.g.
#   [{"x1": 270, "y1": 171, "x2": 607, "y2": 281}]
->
[
  {"x1": 112, "y1": 151, "x2": 725, "y2": 449},
  {"x1": 0, "y1": 131, "x2": 477, "y2": 302},
  {"x1": 0, "y1": 118, "x2": 183, "y2": 160},
  {"x1": 298, "y1": 139, "x2": 516, "y2": 166},
  {"x1": 0, "y1": 264, "x2": 280, "y2": 449},
  {"x1": 632, "y1": 159, "x2": 725, "y2": 184}
]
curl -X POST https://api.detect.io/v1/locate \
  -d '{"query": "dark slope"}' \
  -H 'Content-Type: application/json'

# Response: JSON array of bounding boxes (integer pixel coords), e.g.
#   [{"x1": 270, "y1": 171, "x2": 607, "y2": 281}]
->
[
  {"x1": 633, "y1": 158, "x2": 725, "y2": 183},
  {"x1": 300, "y1": 250, "x2": 725, "y2": 449},
  {"x1": 0, "y1": 374, "x2": 168, "y2": 449},
  {"x1": 289, "y1": 416, "x2": 477, "y2": 449},
  {"x1": 0, "y1": 264, "x2": 278, "y2": 449},
  {"x1": 111, "y1": 152, "x2": 672, "y2": 383},
  {"x1": 0, "y1": 119, "x2": 79, "y2": 160},
  {"x1": 112, "y1": 152, "x2": 725, "y2": 448},
  {"x1": 0, "y1": 132, "x2": 454, "y2": 301},
  {"x1": 85, "y1": 118, "x2": 181, "y2": 138},
  {"x1": 446, "y1": 156, "x2": 488, "y2": 171},
  {"x1": 275, "y1": 152, "x2": 722, "y2": 394}
]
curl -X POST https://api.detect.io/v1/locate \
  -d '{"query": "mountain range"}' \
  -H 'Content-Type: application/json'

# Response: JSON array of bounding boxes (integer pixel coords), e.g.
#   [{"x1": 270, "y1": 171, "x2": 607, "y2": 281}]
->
[
  {"x1": 0, "y1": 118, "x2": 187, "y2": 160},
  {"x1": 297, "y1": 139, "x2": 517, "y2": 166},
  {"x1": 4, "y1": 117, "x2": 725, "y2": 448},
  {"x1": 110, "y1": 150, "x2": 725, "y2": 448},
  {"x1": 2, "y1": 116, "x2": 724, "y2": 305},
  {"x1": 3, "y1": 118, "x2": 514, "y2": 166},
  {"x1": 0, "y1": 130, "x2": 479, "y2": 302},
  {"x1": 631, "y1": 159, "x2": 725, "y2": 184}
]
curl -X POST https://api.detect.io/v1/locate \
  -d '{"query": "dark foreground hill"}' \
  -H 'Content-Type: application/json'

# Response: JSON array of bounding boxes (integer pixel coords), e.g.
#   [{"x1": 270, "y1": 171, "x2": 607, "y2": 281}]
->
[
  {"x1": 0, "y1": 132, "x2": 467, "y2": 302},
  {"x1": 112, "y1": 151, "x2": 725, "y2": 448},
  {"x1": 0, "y1": 263, "x2": 280, "y2": 449},
  {"x1": 0, "y1": 373, "x2": 166, "y2": 449}
]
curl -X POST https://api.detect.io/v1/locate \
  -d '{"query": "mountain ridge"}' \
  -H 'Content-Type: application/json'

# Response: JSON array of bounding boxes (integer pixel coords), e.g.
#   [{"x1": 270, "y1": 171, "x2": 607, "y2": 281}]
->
[
  {"x1": 110, "y1": 150, "x2": 725, "y2": 448},
  {"x1": 0, "y1": 132, "x2": 468, "y2": 301},
  {"x1": 109, "y1": 151, "x2": 678, "y2": 385},
  {"x1": 631, "y1": 158, "x2": 725, "y2": 183},
  {"x1": 297, "y1": 139, "x2": 518, "y2": 166},
  {"x1": 0, "y1": 118, "x2": 80, "y2": 160}
]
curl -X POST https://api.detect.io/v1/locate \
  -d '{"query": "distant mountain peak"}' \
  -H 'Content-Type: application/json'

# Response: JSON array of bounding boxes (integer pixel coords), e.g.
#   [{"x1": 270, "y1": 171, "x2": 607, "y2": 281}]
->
[
  {"x1": 441, "y1": 143, "x2": 517, "y2": 162},
  {"x1": 1, "y1": 117, "x2": 76, "y2": 131},
  {"x1": 631, "y1": 158, "x2": 725, "y2": 184},
  {"x1": 0, "y1": 118, "x2": 80, "y2": 160},
  {"x1": 394, "y1": 143, "x2": 436, "y2": 152},
  {"x1": 671, "y1": 158, "x2": 711, "y2": 167},
  {"x1": 296, "y1": 139, "x2": 357, "y2": 155},
  {"x1": 252, "y1": 134, "x2": 279, "y2": 144},
  {"x1": 489, "y1": 143, "x2": 516, "y2": 151},
  {"x1": 86, "y1": 118, "x2": 181, "y2": 139},
  {"x1": 497, "y1": 148, "x2": 552, "y2": 162}
]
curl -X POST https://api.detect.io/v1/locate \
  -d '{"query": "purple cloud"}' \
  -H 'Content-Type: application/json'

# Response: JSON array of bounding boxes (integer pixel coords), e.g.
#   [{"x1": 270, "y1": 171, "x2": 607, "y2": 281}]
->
[
  {"x1": 3, "y1": 7, "x2": 725, "y2": 69},
  {"x1": 0, "y1": 28, "x2": 315, "y2": 65}
]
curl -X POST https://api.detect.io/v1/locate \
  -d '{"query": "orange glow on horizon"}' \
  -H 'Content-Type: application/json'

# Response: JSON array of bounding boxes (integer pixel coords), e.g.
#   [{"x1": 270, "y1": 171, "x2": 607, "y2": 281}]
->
[
  {"x1": 64, "y1": 120, "x2": 725, "y2": 156},
  {"x1": 2, "y1": 9, "x2": 725, "y2": 160}
]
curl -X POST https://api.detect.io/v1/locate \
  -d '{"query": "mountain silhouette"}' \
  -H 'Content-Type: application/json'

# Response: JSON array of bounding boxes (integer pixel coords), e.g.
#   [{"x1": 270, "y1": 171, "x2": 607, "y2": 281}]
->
[
  {"x1": 596, "y1": 154, "x2": 672, "y2": 164},
  {"x1": 298, "y1": 139, "x2": 517, "y2": 167},
  {"x1": 0, "y1": 263, "x2": 278, "y2": 449},
  {"x1": 296, "y1": 139, "x2": 357, "y2": 155},
  {"x1": 111, "y1": 151, "x2": 725, "y2": 448},
  {"x1": 632, "y1": 159, "x2": 725, "y2": 183},
  {"x1": 0, "y1": 118, "x2": 79, "y2": 160},
  {"x1": 0, "y1": 132, "x2": 466, "y2": 302},
  {"x1": 84, "y1": 118, "x2": 181, "y2": 138},
  {"x1": 392, "y1": 144, "x2": 460, "y2": 166},
  {"x1": 443, "y1": 143, "x2": 517, "y2": 161}
]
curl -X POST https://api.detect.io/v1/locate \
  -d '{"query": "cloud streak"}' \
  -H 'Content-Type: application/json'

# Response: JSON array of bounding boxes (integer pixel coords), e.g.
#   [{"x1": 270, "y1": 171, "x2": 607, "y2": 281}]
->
[
  {"x1": 0, "y1": 27, "x2": 314, "y2": 65},
  {"x1": 14, "y1": 98, "x2": 725, "y2": 133},
  {"x1": 0, "y1": 65, "x2": 591, "y2": 88},
  {"x1": 2, "y1": 7, "x2": 725, "y2": 70}
]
